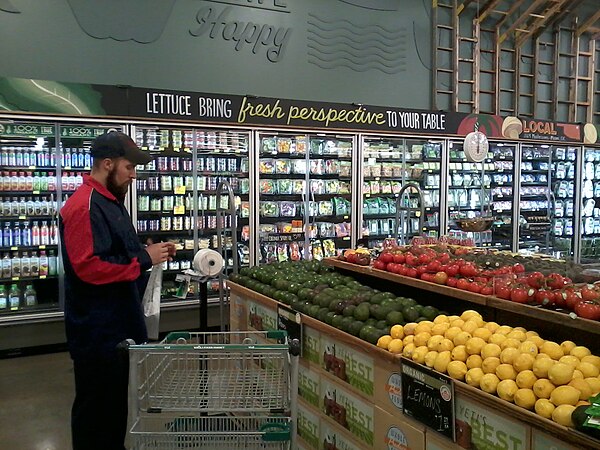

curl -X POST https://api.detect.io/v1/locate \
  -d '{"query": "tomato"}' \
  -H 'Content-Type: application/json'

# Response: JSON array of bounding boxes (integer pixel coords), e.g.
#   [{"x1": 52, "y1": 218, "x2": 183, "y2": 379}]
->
[
  {"x1": 418, "y1": 253, "x2": 433, "y2": 265},
  {"x1": 534, "y1": 289, "x2": 555, "y2": 307},
  {"x1": 433, "y1": 271, "x2": 449, "y2": 285},
  {"x1": 459, "y1": 263, "x2": 479, "y2": 278},
  {"x1": 373, "y1": 260, "x2": 387, "y2": 271},
  {"x1": 421, "y1": 273, "x2": 435, "y2": 283},
  {"x1": 564, "y1": 289, "x2": 582, "y2": 310},
  {"x1": 396, "y1": 265, "x2": 408, "y2": 276},
  {"x1": 405, "y1": 254, "x2": 418, "y2": 267},
  {"x1": 526, "y1": 272, "x2": 545, "y2": 289},
  {"x1": 511, "y1": 287, "x2": 534, "y2": 304},
  {"x1": 426, "y1": 260, "x2": 443, "y2": 273},
  {"x1": 468, "y1": 281, "x2": 484, "y2": 294},
  {"x1": 480, "y1": 285, "x2": 494, "y2": 295},
  {"x1": 417, "y1": 265, "x2": 429, "y2": 276},
  {"x1": 378, "y1": 252, "x2": 394, "y2": 264},
  {"x1": 546, "y1": 273, "x2": 567, "y2": 290},
  {"x1": 580, "y1": 286, "x2": 600, "y2": 301},
  {"x1": 446, "y1": 277, "x2": 458, "y2": 288},
  {"x1": 345, "y1": 252, "x2": 358, "y2": 264},
  {"x1": 574, "y1": 301, "x2": 600, "y2": 321},
  {"x1": 438, "y1": 253, "x2": 451, "y2": 264},
  {"x1": 405, "y1": 268, "x2": 418, "y2": 278},
  {"x1": 445, "y1": 264, "x2": 460, "y2": 277},
  {"x1": 456, "y1": 278, "x2": 471, "y2": 291},
  {"x1": 392, "y1": 253, "x2": 406, "y2": 264},
  {"x1": 495, "y1": 284, "x2": 512, "y2": 300},
  {"x1": 512, "y1": 263, "x2": 525, "y2": 274}
]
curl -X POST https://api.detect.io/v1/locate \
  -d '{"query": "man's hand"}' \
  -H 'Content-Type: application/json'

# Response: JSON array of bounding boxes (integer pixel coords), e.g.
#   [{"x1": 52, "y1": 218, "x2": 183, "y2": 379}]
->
[
  {"x1": 165, "y1": 242, "x2": 177, "y2": 258},
  {"x1": 145, "y1": 242, "x2": 172, "y2": 265}
]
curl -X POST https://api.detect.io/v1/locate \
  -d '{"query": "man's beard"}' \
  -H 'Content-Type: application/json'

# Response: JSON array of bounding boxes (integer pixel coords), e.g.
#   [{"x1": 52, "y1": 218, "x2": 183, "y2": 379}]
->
[{"x1": 106, "y1": 167, "x2": 129, "y2": 201}]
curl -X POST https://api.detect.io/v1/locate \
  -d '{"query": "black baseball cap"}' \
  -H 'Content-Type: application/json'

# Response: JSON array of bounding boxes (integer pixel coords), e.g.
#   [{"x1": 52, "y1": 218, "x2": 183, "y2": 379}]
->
[{"x1": 91, "y1": 131, "x2": 152, "y2": 165}]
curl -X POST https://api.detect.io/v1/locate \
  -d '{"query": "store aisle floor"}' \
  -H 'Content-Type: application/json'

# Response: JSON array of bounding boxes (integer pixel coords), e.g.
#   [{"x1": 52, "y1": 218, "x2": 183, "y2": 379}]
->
[{"x1": 0, "y1": 351, "x2": 73, "y2": 450}]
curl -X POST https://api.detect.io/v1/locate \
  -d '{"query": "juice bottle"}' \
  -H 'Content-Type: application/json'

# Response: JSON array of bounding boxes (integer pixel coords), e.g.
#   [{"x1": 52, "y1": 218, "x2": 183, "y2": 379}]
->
[
  {"x1": 40, "y1": 221, "x2": 50, "y2": 246},
  {"x1": 24, "y1": 284, "x2": 37, "y2": 307},
  {"x1": 1, "y1": 253, "x2": 11, "y2": 279},
  {"x1": 48, "y1": 250, "x2": 57, "y2": 276},
  {"x1": 20, "y1": 251, "x2": 30, "y2": 278},
  {"x1": 0, "y1": 285, "x2": 7, "y2": 310},
  {"x1": 8, "y1": 284, "x2": 21, "y2": 310},
  {"x1": 31, "y1": 221, "x2": 40, "y2": 246},
  {"x1": 39, "y1": 251, "x2": 48, "y2": 277},
  {"x1": 29, "y1": 251, "x2": 39, "y2": 278},
  {"x1": 11, "y1": 252, "x2": 21, "y2": 278}
]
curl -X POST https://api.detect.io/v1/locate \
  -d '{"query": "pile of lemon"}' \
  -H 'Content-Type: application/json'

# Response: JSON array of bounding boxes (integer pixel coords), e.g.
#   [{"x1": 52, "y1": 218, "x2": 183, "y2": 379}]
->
[{"x1": 377, "y1": 309, "x2": 600, "y2": 427}]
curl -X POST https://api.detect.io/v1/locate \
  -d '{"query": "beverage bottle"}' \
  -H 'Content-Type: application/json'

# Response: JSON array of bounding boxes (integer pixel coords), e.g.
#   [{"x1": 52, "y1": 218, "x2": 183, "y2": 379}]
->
[
  {"x1": 61, "y1": 172, "x2": 68, "y2": 191},
  {"x1": 10, "y1": 197, "x2": 18, "y2": 215},
  {"x1": 33, "y1": 197, "x2": 41, "y2": 215},
  {"x1": 0, "y1": 147, "x2": 8, "y2": 165},
  {"x1": 0, "y1": 172, "x2": 5, "y2": 191},
  {"x1": 10, "y1": 171, "x2": 18, "y2": 191},
  {"x1": 24, "y1": 284, "x2": 37, "y2": 307},
  {"x1": 63, "y1": 149, "x2": 71, "y2": 168},
  {"x1": 11, "y1": 252, "x2": 21, "y2": 278},
  {"x1": 75, "y1": 172, "x2": 83, "y2": 188},
  {"x1": 40, "y1": 221, "x2": 50, "y2": 246},
  {"x1": 17, "y1": 172, "x2": 25, "y2": 191},
  {"x1": 30, "y1": 251, "x2": 39, "y2": 277},
  {"x1": 8, "y1": 284, "x2": 21, "y2": 310},
  {"x1": 84, "y1": 149, "x2": 91, "y2": 168},
  {"x1": 8, "y1": 147, "x2": 16, "y2": 166},
  {"x1": 36, "y1": 149, "x2": 44, "y2": 167},
  {"x1": 22, "y1": 147, "x2": 30, "y2": 167},
  {"x1": 0, "y1": 286, "x2": 7, "y2": 310},
  {"x1": 29, "y1": 148, "x2": 38, "y2": 168},
  {"x1": 77, "y1": 148, "x2": 85, "y2": 168},
  {"x1": 40, "y1": 197, "x2": 49, "y2": 216},
  {"x1": 15, "y1": 148, "x2": 23, "y2": 167},
  {"x1": 39, "y1": 251, "x2": 48, "y2": 277},
  {"x1": 21, "y1": 251, "x2": 30, "y2": 278},
  {"x1": 2, "y1": 223, "x2": 12, "y2": 247},
  {"x1": 71, "y1": 149, "x2": 79, "y2": 168},
  {"x1": 26, "y1": 197, "x2": 34, "y2": 216},
  {"x1": 18, "y1": 197, "x2": 26, "y2": 216},
  {"x1": 25, "y1": 172, "x2": 33, "y2": 191},
  {"x1": 50, "y1": 221, "x2": 58, "y2": 245},
  {"x1": 12, "y1": 222, "x2": 21, "y2": 247},
  {"x1": 48, "y1": 250, "x2": 57, "y2": 276},
  {"x1": 47, "y1": 173, "x2": 54, "y2": 192},
  {"x1": 49, "y1": 149, "x2": 55, "y2": 168},
  {"x1": 68, "y1": 172, "x2": 75, "y2": 191},
  {"x1": 1, "y1": 253, "x2": 11, "y2": 279},
  {"x1": 31, "y1": 221, "x2": 40, "y2": 246},
  {"x1": 21, "y1": 222, "x2": 31, "y2": 246}
]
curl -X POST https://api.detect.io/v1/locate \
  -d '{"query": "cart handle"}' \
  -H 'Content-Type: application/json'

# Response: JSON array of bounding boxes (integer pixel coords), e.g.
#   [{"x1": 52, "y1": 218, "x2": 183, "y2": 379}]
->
[
  {"x1": 260, "y1": 422, "x2": 291, "y2": 442},
  {"x1": 165, "y1": 332, "x2": 191, "y2": 342}
]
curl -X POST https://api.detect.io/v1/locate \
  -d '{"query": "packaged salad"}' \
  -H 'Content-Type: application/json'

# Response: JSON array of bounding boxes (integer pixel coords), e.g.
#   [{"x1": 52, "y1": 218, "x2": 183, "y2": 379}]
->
[
  {"x1": 289, "y1": 242, "x2": 301, "y2": 261},
  {"x1": 323, "y1": 239, "x2": 337, "y2": 257},
  {"x1": 294, "y1": 136, "x2": 307, "y2": 155},
  {"x1": 277, "y1": 138, "x2": 292, "y2": 154},
  {"x1": 276, "y1": 159, "x2": 291, "y2": 174},
  {"x1": 292, "y1": 180, "x2": 306, "y2": 194},
  {"x1": 277, "y1": 179, "x2": 293, "y2": 195},
  {"x1": 280, "y1": 202, "x2": 297, "y2": 217},
  {"x1": 318, "y1": 201, "x2": 334, "y2": 216},
  {"x1": 277, "y1": 243, "x2": 289, "y2": 262},
  {"x1": 339, "y1": 182, "x2": 351, "y2": 194},
  {"x1": 293, "y1": 159, "x2": 307, "y2": 174},
  {"x1": 260, "y1": 180, "x2": 276, "y2": 194},
  {"x1": 370, "y1": 181, "x2": 381, "y2": 194},
  {"x1": 333, "y1": 197, "x2": 350, "y2": 216},
  {"x1": 259, "y1": 159, "x2": 276, "y2": 174},
  {"x1": 240, "y1": 202, "x2": 250, "y2": 218},
  {"x1": 380, "y1": 181, "x2": 392, "y2": 194},
  {"x1": 312, "y1": 241, "x2": 324, "y2": 260},
  {"x1": 325, "y1": 180, "x2": 340, "y2": 194},
  {"x1": 325, "y1": 159, "x2": 339, "y2": 174},
  {"x1": 310, "y1": 180, "x2": 325, "y2": 194},
  {"x1": 261, "y1": 137, "x2": 276, "y2": 155},
  {"x1": 310, "y1": 159, "x2": 325, "y2": 175},
  {"x1": 260, "y1": 201, "x2": 279, "y2": 217}
]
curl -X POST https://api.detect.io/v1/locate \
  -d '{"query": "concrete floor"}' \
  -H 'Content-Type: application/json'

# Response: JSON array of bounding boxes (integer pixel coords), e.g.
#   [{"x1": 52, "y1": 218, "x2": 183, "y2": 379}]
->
[{"x1": 0, "y1": 352, "x2": 73, "y2": 450}]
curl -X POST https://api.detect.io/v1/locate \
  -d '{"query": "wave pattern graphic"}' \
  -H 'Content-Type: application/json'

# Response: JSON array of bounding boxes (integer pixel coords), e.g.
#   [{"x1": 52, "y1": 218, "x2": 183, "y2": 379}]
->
[{"x1": 307, "y1": 13, "x2": 406, "y2": 74}]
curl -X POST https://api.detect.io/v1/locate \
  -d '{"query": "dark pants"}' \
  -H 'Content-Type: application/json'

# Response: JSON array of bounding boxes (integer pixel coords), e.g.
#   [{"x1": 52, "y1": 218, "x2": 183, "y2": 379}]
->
[{"x1": 71, "y1": 355, "x2": 129, "y2": 450}]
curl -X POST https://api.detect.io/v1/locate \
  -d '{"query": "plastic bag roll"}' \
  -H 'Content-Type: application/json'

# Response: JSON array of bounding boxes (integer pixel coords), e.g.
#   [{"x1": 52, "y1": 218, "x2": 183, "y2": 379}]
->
[{"x1": 192, "y1": 249, "x2": 224, "y2": 277}]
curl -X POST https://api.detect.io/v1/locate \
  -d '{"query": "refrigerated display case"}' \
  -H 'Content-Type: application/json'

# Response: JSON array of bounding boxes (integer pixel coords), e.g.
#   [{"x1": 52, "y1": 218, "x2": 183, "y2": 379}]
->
[
  {"x1": 580, "y1": 146, "x2": 600, "y2": 263},
  {"x1": 360, "y1": 137, "x2": 442, "y2": 246},
  {"x1": 550, "y1": 145, "x2": 578, "y2": 260},
  {"x1": 256, "y1": 132, "x2": 354, "y2": 263},
  {"x1": 0, "y1": 121, "x2": 61, "y2": 316},
  {"x1": 133, "y1": 126, "x2": 250, "y2": 301}
]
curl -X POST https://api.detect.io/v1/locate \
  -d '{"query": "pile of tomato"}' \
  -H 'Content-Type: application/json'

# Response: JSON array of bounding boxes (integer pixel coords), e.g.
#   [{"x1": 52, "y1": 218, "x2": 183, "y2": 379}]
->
[{"x1": 371, "y1": 245, "x2": 600, "y2": 321}]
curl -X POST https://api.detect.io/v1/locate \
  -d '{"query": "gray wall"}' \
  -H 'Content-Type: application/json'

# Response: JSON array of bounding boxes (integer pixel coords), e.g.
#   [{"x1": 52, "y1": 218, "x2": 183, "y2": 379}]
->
[{"x1": 0, "y1": 0, "x2": 433, "y2": 109}]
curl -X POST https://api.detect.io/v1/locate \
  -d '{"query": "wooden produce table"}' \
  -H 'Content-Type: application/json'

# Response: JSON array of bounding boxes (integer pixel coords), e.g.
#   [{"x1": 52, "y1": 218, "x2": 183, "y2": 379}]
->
[{"x1": 228, "y1": 281, "x2": 600, "y2": 450}]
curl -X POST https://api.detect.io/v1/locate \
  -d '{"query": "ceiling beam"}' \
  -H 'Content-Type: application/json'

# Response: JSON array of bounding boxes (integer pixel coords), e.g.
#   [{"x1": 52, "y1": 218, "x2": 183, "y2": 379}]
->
[
  {"x1": 576, "y1": 10, "x2": 600, "y2": 36},
  {"x1": 540, "y1": 0, "x2": 586, "y2": 35},
  {"x1": 475, "y1": 0, "x2": 503, "y2": 24},
  {"x1": 516, "y1": 0, "x2": 568, "y2": 48},
  {"x1": 457, "y1": 0, "x2": 477, "y2": 15},
  {"x1": 499, "y1": 0, "x2": 548, "y2": 45}
]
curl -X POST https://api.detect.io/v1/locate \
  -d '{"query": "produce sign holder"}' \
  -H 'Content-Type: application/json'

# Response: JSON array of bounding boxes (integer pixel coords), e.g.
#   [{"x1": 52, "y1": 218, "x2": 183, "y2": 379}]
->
[
  {"x1": 401, "y1": 357, "x2": 456, "y2": 442},
  {"x1": 277, "y1": 303, "x2": 302, "y2": 356}
]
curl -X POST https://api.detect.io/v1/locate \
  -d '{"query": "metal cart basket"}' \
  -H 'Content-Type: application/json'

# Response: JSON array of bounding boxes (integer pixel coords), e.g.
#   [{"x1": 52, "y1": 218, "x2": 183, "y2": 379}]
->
[{"x1": 126, "y1": 330, "x2": 299, "y2": 450}]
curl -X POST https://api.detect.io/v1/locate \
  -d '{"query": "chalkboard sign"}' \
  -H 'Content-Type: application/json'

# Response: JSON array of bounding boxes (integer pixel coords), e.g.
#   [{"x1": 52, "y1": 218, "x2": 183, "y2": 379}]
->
[
  {"x1": 401, "y1": 357, "x2": 456, "y2": 441},
  {"x1": 277, "y1": 304, "x2": 302, "y2": 356}
]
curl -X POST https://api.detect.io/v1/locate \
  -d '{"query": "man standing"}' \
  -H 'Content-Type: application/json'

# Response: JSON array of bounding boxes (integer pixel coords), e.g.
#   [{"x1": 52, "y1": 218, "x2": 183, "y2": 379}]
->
[{"x1": 59, "y1": 131, "x2": 175, "y2": 450}]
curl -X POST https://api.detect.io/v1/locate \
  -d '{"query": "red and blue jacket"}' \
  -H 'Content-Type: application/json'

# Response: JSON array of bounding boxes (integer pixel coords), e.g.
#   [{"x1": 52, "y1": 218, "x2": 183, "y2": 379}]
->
[{"x1": 59, "y1": 175, "x2": 151, "y2": 360}]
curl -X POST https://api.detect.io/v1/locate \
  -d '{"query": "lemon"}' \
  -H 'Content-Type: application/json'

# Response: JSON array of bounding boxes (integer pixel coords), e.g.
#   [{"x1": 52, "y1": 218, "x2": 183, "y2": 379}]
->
[
  {"x1": 403, "y1": 335, "x2": 415, "y2": 346},
  {"x1": 447, "y1": 361, "x2": 468, "y2": 381},
  {"x1": 576, "y1": 400, "x2": 591, "y2": 407},
  {"x1": 461, "y1": 320, "x2": 480, "y2": 335},
  {"x1": 489, "y1": 334, "x2": 508, "y2": 346},
  {"x1": 482, "y1": 357, "x2": 501, "y2": 374},
  {"x1": 514, "y1": 388, "x2": 537, "y2": 410},
  {"x1": 433, "y1": 314, "x2": 450, "y2": 324},
  {"x1": 500, "y1": 347, "x2": 521, "y2": 365},
  {"x1": 516, "y1": 370, "x2": 538, "y2": 389},
  {"x1": 377, "y1": 335, "x2": 393, "y2": 349},
  {"x1": 453, "y1": 331, "x2": 472, "y2": 347},
  {"x1": 585, "y1": 377, "x2": 600, "y2": 396},
  {"x1": 473, "y1": 327, "x2": 492, "y2": 342},
  {"x1": 548, "y1": 363, "x2": 575, "y2": 386},
  {"x1": 552, "y1": 405, "x2": 575, "y2": 427},
  {"x1": 513, "y1": 353, "x2": 535, "y2": 373},
  {"x1": 496, "y1": 364, "x2": 517, "y2": 381},
  {"x1": 581, "y1": 355, "x2": 600, "y2": 370},
  {"x1": 514, "y1": 326, "x2": 527, "y2": 333},
  {"x1": 460, "y1": 310, "x2": 482, "y2": 322},
  {"x1": 414, "y1": 322, "x2": 433, "y2": 336},
  {"x1": 527, "y1": 336, "x2": 545, "y2": 349},
  {"x1": 507, "y1": 330, "x2": 527, "y2": 342},
  {"x1": 559, "y1": 356, "x2": 580, "y2": 368},
  {"x1": 434, "y1": 351, "x2": 452, "y2": 373},
  {"x1": 533, "y1": 358, "x2": 555, "y2": 379},
  {"x1": 497, "y1": 379, "x2": 519, "y2": 402},
  {"x1": 519, "y1": 341, "x2": 539, "y2": 356},
  {"x1": 447, "y1": 315, "x2": 460, "y2": 322},
  {"x1": 485, "y1": 321, "x2": 500, "y2": 333},
  {"x1": 533, "y1": 379, "x2": 556, "y2": 399},
  {"x1": 403, "y1": 323, "x2": 418, "y2": 336},
  {"x1": 424, "y1": 350, "x2": 438, "y2": 368},
  {"x1": 570, "y1": 346, "x2": 592, "y2": 359},
  {"x1": 427, "y1": 335, "x2": 445, "y2": 351},
  {"x1": 500, "y1": 338, "x2": 521, "y2": 350},
  {"x1": 480, "y1": 373, "x2": 500, "y2": 394},
  {"x1": 536, "y1": 353, "x2": 551, "y2": 360},
  {"x1": 568, "y1": 378, "x2": 592, "y2": 401},
  {"x1": 572, "y1": 370, "x2": 584, "y2": 379},
  {"x1": 535, "y1": 399, "x2": 555, "y2": 419},
  {"x1": 481, "y1": 343, "x2": 502, "y2": 359},
  {"x1": 577, "y1": 362, "x2": 600, "y2": 378},
  {"x1": 390, "y1": 325, "x2": 405, "y2": 340},
  {"x1": 525, "y1": 330, "x2": 539, "y2": 338},
  {"x1": 414, "y1": 332, "x2": 432, "y2": 347},
  {"x1": 431, "y1": 322, "x2": 450, "y2": 336},
  {"x1": 466, "y1": 354, "x2": 483, "y2": 369},
  {"x1": 412, "y1": 346, "x2": 429, "y2": 364},
  {"x1": 403, "y1": 343, "x2": 416, "y2": 358},
  {"x1": 495, "y1": 325, "x2": 513, "y2": 336},
  {"x1": 438, "y1": 338, "x2": 455, "y2": 352},
  {"x1": 450, "y1": 319, "x2": 465, "y2": 329},
  {"x1": 444, "y1": 326, "x2": 463, "y2": 341},
  {"x1": 560, "y1": 341, "x2": 576, "y2": 354},
  {"x1": 465, "y1": 337, "x2": 486, "y2": 355},
  {"x1": 452, "y1": 345, "x2": 468, "y2": 362},
  {"x1": 550, "y1": 385, "x2": 580, "y2": 406},
  {"x1": 540, "y1": 341, "x2": 563, "y2": 360},
  {"x1": 466, "y1": 368, "x2": 484, "y2": 387},
  {"x1": 388, "y1": 339, "x2": 404, "y2": 354}
]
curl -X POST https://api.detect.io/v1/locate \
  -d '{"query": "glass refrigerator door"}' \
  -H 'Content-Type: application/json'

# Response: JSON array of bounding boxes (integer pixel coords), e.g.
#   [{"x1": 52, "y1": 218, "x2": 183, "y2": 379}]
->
[
  {"x1": 361, "y1": 137, "x2": 442, "y2": 247},
  {"x1": 308, "y1": 135, "x2": 353, "y2": 258},
  {"x1": 0, "y1": 121, "x2": 59, "y2": 316},
  {"x1": 488, "y1": 143, "x2": 516, "y2": 250},
  {"x1": 518, "y1": 144, "x2": 553, "y2": 255},
  {"x1": 447, "y1": 140, "x2": 495, "y2": 247},
  {"x1": 257, "y1": 132, "x2": 309, "y2": 264},
  {"x1": 550, "y1": 145, "x2": 577, "y2": 260},
  {"x1": 580, "y1": 146, "x2": 600, "y2": 263}
]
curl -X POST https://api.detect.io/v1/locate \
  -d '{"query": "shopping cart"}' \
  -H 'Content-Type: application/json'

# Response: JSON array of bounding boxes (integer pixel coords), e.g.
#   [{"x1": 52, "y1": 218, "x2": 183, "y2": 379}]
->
[{"x1": 125, "y1": 330, "x2": 299, "y2": 449}]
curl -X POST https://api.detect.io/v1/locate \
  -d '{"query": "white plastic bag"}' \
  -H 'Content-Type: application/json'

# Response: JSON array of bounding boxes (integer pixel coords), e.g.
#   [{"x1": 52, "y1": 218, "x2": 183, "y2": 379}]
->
[{"x1": 142, "y1": 265, "x2": 162, "y2": 340}]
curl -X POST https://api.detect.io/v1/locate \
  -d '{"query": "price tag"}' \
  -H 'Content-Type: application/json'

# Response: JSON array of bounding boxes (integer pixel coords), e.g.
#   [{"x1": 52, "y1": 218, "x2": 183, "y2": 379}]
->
[
  {"x1": 343, "y1": 215, "x2": 349, "y2": 219},
  {"x1": 18, "y1": 215, "x2": 26, "y2": 220},
  {"x1": 39, "y1": 245, "x2": 46, "y2": 249},
  {"x1": 342, "y1": 237, "x2": 350, "y2": 241},
  {"x1": 28, "y1": 166, "x2": 36, "y2": 170},
  {"x1": 10, "y1": 247, "x2": 17, "y2": 251},
  {"x1": 367, "y1": 157, "x2": 376, "y2": 165},
  {"x1": 12, "y1": 277, "x2": 19, "y2": 281},
  {"x1": 142, "y1": 146, "x2": 148, "y2": 150},
  {"x1": 174, "y1": 186, "x2": 186, "y2": 195},
  {"x1": 33, "y1": 190, "x2": 40, "y2": 195},
  {"x1": 40, "y1": 275, "x2": 46, "y2": 279},
  {"x1": 173, "y1": 206, "x2": 185, "y2": 215},
  {"x1": 65, "y1": 166, "x2": 72, "y2": 170}
]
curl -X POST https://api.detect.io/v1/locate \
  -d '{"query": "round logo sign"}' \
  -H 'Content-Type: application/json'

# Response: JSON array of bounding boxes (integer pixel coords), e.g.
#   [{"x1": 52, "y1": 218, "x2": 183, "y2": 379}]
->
[
  {"x1": 440, "y1": 384, "x2": 452, "y2": 402},
  {"x1": 386, "y1": 373, "x2": 403, "y2": 409}
]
